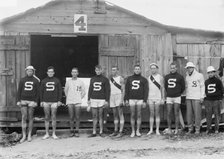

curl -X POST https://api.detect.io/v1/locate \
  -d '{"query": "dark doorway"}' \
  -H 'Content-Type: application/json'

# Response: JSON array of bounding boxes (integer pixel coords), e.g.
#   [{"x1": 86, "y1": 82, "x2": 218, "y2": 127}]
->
[{"x1": 31, "y1": 35, "x2": 99, "y2": 85}]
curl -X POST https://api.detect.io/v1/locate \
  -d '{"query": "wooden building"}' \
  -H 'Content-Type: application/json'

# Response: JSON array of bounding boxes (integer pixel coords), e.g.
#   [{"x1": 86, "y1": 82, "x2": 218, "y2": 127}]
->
[{"x1": 0, "y1": 0, "x2": 224, "y2": 128}]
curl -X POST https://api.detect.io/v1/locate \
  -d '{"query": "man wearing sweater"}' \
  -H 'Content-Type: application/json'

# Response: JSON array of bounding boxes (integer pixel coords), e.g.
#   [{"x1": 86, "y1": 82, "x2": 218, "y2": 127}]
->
[
  {"x1": 40, "y1": 66, "x2": 62, "y2": 140},
  {"x1": 164, "y1": 62, "x2": 185, "y2": 134},
  {"x1": 204, "y1": 66, "x2": 224, "y2": 134},
  {"x1": 124, "y1": 65, "x2": 149, "y2": 137},
  {"x1": 185, "y1": 62, "x2": 205, "y2": 134},
  {"x1": 87, "y1": 65, "x2": 110, "y2": 137},
  {"x1": 17, "y1": 66, "x2": 40, "y2": 143}
]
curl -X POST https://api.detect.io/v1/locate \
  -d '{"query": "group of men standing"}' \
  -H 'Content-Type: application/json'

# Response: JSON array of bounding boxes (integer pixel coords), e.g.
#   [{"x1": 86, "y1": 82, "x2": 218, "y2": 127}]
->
[{"x1": 16, "y1": 61, "x2": 223, "y2": 143}]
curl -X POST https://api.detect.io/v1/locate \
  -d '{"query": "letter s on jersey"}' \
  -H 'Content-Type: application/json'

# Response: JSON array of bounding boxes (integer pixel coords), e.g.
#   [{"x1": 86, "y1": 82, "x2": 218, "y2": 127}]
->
[
  {"x1": 24, "y1": 81, "x2": 34, "y2": 91},
  {"x1": 207, "y1": 84, "x2": 216, "y2": 93},
  {"x1": 168, "y1": 79, "x2": 176, "y2": 88},
  {"x1": 46, "y1": 82, "x2": 55, "y2": 91},
  {"x1": 131, "y1": 80, "x2": 140, "y2": 90},
  {"x1": 93, "y1": 82, "x2": 102, "y2": 91}
]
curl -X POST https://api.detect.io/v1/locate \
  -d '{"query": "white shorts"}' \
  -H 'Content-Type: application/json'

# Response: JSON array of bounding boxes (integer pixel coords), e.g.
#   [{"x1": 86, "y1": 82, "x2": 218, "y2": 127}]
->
[
  {"x1": 21, "y1": 100, "x2": 37, "y2": 107},
  {"x1": 67, "y1": 103, "x2": 81, "y2": 107},
  {"x1": 110, "y1": 94, "x2": 122, "y2": 108},
  {"x1": 43, "y1": 102, "x2": 58, "y2": 109},
  {"x1": 90, "y1": 99, "x2": 105, "y2": 108},
  {"x1": 148, "y1": 99, "x2": 161, "y2": 105},
  {"x1": 166, "y1": 97, "x2": 181, "y2": 104},
  {"x1": 129, "y1": 100, "x2": 143, "y2": 106}
]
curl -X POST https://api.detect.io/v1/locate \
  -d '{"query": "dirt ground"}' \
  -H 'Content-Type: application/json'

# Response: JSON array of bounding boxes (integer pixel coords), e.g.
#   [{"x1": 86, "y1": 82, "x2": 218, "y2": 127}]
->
[{"x1": 1, "y1": 130, "x2": 224, "y2": 159}]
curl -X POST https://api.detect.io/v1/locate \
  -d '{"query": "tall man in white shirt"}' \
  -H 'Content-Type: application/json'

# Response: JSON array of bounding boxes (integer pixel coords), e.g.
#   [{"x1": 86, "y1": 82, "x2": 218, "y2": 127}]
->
[
  {"x1": 64, "y1": 67, "x2": 86, "y2": 137},
  {"x1": 185, "y1": 62, "x2": 205, "y2": 134}
]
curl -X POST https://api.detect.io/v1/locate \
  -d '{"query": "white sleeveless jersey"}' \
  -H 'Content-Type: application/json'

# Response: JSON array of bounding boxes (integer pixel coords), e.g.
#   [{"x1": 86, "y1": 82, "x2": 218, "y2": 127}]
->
[
  {"x1": 148, "y1": 74, "x2": 162, "y2": 100},
  {"x1": 110, "y1": 76, "x2": 122, "y2": 95},
  {"x1": 64, "y1": 78, "x2": 86, "y2": 105}
]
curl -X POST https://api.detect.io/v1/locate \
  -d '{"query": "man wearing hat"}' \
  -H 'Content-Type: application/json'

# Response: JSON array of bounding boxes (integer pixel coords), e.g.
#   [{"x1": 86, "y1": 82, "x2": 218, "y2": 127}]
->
[
  {"x1": 17, "y1": 66, "x2": 40, "y2": 142},
  {"x1": 185, "y1": 62, "x2": 205, "y2": 134},
  {"x1": 147, "y1": 63, "x2": 165, "y2": 135},
  {"x1": 204, "y1": 66, "x2": 224, "y2": 134}
]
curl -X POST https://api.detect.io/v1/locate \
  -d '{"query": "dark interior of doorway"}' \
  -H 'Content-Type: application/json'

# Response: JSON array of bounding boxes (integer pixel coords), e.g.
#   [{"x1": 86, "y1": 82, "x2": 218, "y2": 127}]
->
[
  {"x1": 31, "y1": 35, "x2": 99, "y2": 86},
  {"x1": 31, "y1": 35, "x2": 98, "y2": 121}
]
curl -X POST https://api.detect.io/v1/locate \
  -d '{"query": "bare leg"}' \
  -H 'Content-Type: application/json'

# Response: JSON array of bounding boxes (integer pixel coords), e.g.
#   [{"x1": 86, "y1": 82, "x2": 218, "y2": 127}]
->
[
  {"x1": 75, "y1": 105, "x2": 81, "y2": 136},
  {"x1": 118, "y1": 106, "x2": 124, "y2": 133},
  {"x1": 113, "y1": 107, "x2": 119, "y2": 132},
  {"x1": 174, "y1": 103, "x2": 180, "y2": 134},
  {"x1": 43, "y1": 104, "x2": 50, "y2": 139},
  {"x1": 148, "y1": 104, "x2": 155, "y2": 135},
  {"x1": 136, "y1": 104, "x2": 142, "y2": 137},
  {"x1": 27, "y1": 106, "x2": 34, "y2": 142},
  {"x1": 68, "y1": 104, "x2": 75, "y2": 136},
  {"x1": 155, "y1": 103, "x2": 161, "y2": 135},
  {"x1": 51, "y1": 106, "x2": 58, "y2": 139},
  {"x1": 91, "y1": 108, "x2": 98, "y2": 134},
  {"x1": 130, "y1": 105, "x2": 136, "y2": 137},
  {"x1": 20, "y1": 106, "x2": 28, "y2": 143},
  {"x1": 167, "y1": 104, "x2": 173, "y2": 133},
  {"x1": 99, "y1": 107, "x2": 104, "y2": 134}
]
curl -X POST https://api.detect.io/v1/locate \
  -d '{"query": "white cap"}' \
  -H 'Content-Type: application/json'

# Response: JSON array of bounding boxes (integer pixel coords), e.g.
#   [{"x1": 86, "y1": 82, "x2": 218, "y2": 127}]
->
[
  {"x1": 25, "y1": 65, "x2": 35, "y2": 71},
  {"x1": 150, "y1": 63, "x2": 159, "y2": 68},
  {"x1": 185, "y1": 62, "x2": 195, "y2": 68},
  {"x1": 207, "y1": 66, "x2": 216, "y2": 73}
]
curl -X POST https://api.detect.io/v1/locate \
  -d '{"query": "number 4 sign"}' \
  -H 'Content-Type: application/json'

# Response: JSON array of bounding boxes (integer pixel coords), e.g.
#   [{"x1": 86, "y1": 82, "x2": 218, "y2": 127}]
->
[{"x1": 74, "y1": 14, "x2": 87, "y2": 33}]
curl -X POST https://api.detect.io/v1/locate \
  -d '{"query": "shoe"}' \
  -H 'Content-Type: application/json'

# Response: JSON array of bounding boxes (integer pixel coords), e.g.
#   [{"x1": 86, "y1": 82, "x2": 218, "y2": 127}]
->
[
  {"x1": 109, "y1": 131, "x2": 118, "y2": 137},
  {"x1": 74, "y1": 130, "x2": 79, "y2": 137},
  {"x1": 147, "y1": 130, "x2": 153, "y2": 135},
  {"x1": 99, "y1": 133, "x2": 106, "y2": 137},
  {"x1": 52, "y1": 134, "x2": 59, "y2": 140},
  {"x1": 115, "y1": 132, "x2": 124, "y2": 138},
  {"x1": 195, "y1": 130, "x2": 200, "y2": 135},
  {"x1": 130, "y1": 132, "x2": 135, "y2": 138},
  {"x1": 186, "y1": 130, "x2": 193, "y2": 135},
  {"x1": 136, "y1": 131, "x2": 141, "y2": 137},
  {"x1": 42, "y1": 134, "x2": 50, "y2": 140},
  {"x1": 88, "y1": 133, "x2": 97, "y2": 138},
  {"x1": 215, "y1": 130, "x2": 219, "y2": 134},
  {"x1": 174, "y1": 129, "x2": 178, "y2": 135},
  {"x1": 166, "y1": 129, "x2": 172, "y2": 135}
]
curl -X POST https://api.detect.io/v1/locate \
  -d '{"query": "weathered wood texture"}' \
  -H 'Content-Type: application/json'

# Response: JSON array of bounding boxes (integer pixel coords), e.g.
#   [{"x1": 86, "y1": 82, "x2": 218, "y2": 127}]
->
[
  {"x1": 141, "y1": 33, "x2": 173, "y2": 77},
  {"x1": 99, "y1": 34, "x2": 140, "y2": 78},
  {"x1": 176, "y1": 43, "x2": 223, "y2": 78},
  {"x1": 1, "y1": 0, "x2": 166, "y2": 35},
  {"x1": 0, "y1": 35, "x2": 30, "y2": 122}
]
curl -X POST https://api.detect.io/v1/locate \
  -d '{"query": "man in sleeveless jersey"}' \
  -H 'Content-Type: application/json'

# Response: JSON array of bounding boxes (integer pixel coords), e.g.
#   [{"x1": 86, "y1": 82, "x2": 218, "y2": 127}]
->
[
  {"x1": 147, "y1": 63, "x2": 165, "y2": 135},
  {"x1": 109, "y1": 66, "x2": 125, "y2": 138},
  {"x1": 17, "y1": 66, "x2": 40, "y2": 143},
  {"x1": 185, "y1": 62, "x2": 205, "y2": 134},
  {"x1": 87, "y1": 65, "x2": 110, "y2": 137},
  {"x1": 40, "y1": 66, "x2": 62, "y2": 140},
  {"x1": 164, "y1": 62, "x2": 185, "y2": 134},
  {"x1": 124, "y1": 65, "x2": 149, "y2": 137},
  {"x1": 64, "y1": 67, "x2": 86, "y2": 137}
]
